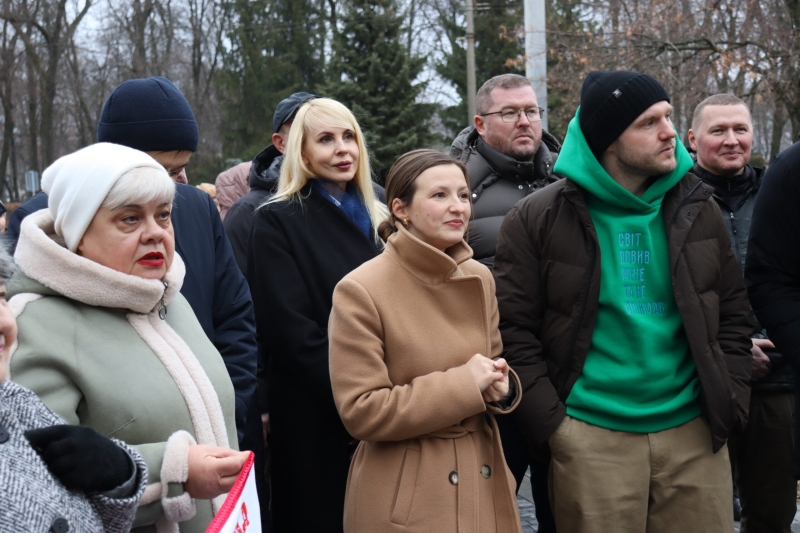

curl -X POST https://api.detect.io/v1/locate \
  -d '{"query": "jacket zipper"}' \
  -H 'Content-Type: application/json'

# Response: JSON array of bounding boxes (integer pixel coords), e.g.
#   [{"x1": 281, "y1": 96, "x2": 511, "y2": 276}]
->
[{"x1": 158, "y1": 281, "x2": 168, "y2": 320}]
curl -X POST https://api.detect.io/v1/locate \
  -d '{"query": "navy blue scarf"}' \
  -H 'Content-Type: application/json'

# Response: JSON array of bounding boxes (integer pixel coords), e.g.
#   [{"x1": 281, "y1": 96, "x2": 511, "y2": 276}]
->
[{"x1": 312, "y1": 179, "x2": 372, "y2": 238}]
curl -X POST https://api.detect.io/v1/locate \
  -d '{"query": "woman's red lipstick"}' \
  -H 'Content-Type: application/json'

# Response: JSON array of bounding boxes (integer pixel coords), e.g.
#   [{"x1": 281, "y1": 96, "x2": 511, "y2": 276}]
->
[{"x1": 137, "y1": 251, "x2": 165, "y2": 267}]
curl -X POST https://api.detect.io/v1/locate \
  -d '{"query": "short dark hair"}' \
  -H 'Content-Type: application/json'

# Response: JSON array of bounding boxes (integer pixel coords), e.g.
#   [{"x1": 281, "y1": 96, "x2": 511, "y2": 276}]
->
[
  {"x1": 378, "y1": 150, "x2": 468, "y2": 242},
  {"x1": 476, "y1": 74, "x2": 533, "y2": 115},
  {"x1": 691, "y1": 94, "x2": 751, "y2": 131}
]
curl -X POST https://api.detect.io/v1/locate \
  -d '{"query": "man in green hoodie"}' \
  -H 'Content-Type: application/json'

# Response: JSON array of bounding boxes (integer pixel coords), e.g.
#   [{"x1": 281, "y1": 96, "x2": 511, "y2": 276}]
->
[{"x1": 494, "y1": 71, "x2": 753, "y2": 532}]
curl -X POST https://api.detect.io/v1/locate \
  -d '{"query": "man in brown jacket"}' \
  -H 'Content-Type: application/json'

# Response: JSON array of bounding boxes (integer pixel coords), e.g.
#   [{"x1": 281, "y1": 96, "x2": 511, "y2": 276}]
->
[{"x1": 494, "y1": 71, "x2": 753, "y2": 532}]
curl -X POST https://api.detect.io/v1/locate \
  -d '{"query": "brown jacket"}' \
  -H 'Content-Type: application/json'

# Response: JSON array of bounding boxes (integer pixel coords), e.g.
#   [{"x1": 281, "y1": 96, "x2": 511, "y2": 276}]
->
[
  {"x1": 329, "y1": 224, "x2": 522, "y2": 533},
  {"x1": 494, "y1": 174, "x2": 752, "y2": 455}
]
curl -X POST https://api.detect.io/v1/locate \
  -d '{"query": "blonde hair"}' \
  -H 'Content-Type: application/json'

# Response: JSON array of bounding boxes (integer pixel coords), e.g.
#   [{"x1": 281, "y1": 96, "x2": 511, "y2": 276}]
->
[
  {"x1": 102, "y1": 166, "x2": 175, "y2": 210},
  {"x1": 266, "y1": 98, "x2": 388, "y2": 238}
]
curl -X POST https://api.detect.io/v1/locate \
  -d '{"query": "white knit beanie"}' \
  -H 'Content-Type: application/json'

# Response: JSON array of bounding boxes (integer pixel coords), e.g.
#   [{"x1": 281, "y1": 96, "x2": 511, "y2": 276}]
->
[{"x1": 41, "y1": 142, "x2": 167, "y2": 252}]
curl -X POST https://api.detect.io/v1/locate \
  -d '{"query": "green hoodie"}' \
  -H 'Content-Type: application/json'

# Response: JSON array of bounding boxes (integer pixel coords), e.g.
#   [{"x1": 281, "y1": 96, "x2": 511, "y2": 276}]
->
[{"x1": 552, "y1": 110, "x2": 701, "y2": 433}]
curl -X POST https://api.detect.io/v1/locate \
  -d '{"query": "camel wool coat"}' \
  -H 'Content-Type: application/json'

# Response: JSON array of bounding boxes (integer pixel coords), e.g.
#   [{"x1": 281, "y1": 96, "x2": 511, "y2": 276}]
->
[{"x1": 329, "y1": 223, "x2": 522, "y2": 533}]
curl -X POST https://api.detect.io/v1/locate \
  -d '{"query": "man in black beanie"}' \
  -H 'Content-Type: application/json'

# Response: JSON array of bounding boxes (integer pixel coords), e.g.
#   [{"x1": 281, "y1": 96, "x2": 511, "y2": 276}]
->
[
  {"x1": 6, "y1": 78, "x2": 262, "y2": 463},
  {"x1": 494, "y1": 70, "x2": 752, "y2": 532}
]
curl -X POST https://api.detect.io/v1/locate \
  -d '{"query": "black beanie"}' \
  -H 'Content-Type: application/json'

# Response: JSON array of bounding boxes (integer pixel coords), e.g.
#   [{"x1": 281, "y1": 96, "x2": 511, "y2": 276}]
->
[
  {"x1": 579, "y1": 71, "x2": 670, "y2": 157},
  {"x1": 97, "y1": 77, "x2": 199, "y2": 152}
]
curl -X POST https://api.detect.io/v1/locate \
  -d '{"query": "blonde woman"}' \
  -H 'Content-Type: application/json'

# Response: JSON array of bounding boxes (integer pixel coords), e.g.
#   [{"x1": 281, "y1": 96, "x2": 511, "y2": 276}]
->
[{"x1": 246, "y1": 98, "x2": 387, "y2": 533}]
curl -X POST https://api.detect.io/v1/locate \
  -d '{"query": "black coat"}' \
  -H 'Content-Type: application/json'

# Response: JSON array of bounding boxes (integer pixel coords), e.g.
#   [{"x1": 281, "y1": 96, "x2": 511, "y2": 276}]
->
[
  {"x1": 745, "y1": 142, "x2": 800, "y2": 478},
  {"x1": 246, "y1": 185, "x2": 382, "y2": 533},
  {"x1": 6, "y1": 185, "x2": 259, "y2": 449}
]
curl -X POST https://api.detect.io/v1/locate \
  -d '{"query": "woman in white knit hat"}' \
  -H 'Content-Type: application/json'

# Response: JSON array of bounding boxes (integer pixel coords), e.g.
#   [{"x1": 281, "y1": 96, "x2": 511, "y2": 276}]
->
[{"x1": 8, "y1": 142, "x2": 248, "y2": 533}]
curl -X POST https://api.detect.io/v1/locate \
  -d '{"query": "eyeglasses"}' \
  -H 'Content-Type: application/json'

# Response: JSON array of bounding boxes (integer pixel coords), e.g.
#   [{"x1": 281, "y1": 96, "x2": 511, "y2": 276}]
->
[{"x1": 481, "y1": 107, "x2": 545, "y2": 123}]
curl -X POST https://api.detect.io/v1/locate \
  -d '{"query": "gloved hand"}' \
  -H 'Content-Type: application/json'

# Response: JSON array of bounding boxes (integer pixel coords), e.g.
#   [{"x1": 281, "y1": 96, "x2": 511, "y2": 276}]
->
[{"x1": 25, "y1": 425, "x2": 132, "y2": 493}]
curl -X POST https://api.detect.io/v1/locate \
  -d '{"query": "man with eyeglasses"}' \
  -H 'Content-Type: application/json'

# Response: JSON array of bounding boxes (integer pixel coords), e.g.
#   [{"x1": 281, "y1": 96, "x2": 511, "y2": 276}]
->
[
  {"x1": 450, "y1": 73, "x2": 560, "y2": 268},
  {"x1": 450, "y1": 73, "x2": 560, "y2": 532}
]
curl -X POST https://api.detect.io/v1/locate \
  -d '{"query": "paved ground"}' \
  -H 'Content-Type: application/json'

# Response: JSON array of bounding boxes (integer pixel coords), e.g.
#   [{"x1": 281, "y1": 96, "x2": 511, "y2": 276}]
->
[{"x1": 515, "y1": 470, "x2": 800, "y2": 532}]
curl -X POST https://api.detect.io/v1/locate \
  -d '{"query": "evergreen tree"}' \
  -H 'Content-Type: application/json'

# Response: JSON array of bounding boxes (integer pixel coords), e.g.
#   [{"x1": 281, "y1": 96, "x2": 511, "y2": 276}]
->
[
  {"x1": 435, "y1": 0, "x2": 525, "y2": 138},
  {"x1": 218, "y1": 0, "x2": 325, "y2": 159},
  {"x1": 323, "y1": 0, "x2": 435, "y2": 176}
]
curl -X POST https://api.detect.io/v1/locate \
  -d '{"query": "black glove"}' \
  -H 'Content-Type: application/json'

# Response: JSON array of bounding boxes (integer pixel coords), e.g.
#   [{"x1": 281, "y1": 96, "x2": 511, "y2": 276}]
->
[{"x1": 25, "y1": 425, "x2": 132, "y2": 493}]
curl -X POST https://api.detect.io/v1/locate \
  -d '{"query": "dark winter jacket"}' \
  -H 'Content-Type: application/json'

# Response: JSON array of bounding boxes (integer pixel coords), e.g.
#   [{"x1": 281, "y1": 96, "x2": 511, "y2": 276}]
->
[
  {"x1": 746, "y1": 141, "x2": 800, "y2": 477},
  {"x1": 494, "y1": 175, "x2": 753, "y2": 457},
  {"x1": 4, "y1": 184, "x2": 258, "y2": 448},
  {"x1": 694, "y1": 163, "x2": 794, "y2": 392},
  {"x1": 225, "y1": 145, "x2": 283, "y2": 274},
  {"x1": 450, "y1": 126, "x2": 561, "y2": 267},
  {"x1": 0, "y1": 380, "x2": 147, "y2": 533},
  {"x1": 246, "y1": 185, "x2": 382, "y2": 533},
  {"x1": 746, "y1": 142, "x2": 800, "y2": 375}
]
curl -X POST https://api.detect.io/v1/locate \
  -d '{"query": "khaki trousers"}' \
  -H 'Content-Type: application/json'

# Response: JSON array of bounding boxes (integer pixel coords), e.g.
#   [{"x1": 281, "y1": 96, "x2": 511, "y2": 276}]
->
[{"x1": 548, "y1": 415, "x2": 732, "y2": 533}]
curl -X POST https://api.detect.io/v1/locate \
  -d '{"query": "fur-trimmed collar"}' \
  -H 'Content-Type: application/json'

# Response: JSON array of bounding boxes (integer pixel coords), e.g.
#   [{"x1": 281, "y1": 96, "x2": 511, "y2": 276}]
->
[{"x1": 14, "y1": 209, "x2": 185, "y2": 314}]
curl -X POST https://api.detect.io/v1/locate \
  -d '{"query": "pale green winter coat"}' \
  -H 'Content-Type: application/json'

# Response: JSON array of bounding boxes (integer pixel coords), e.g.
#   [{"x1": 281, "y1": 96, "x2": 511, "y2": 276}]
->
[{"x1": 8, "y1": 210, "x2": 238, "y2": 533}]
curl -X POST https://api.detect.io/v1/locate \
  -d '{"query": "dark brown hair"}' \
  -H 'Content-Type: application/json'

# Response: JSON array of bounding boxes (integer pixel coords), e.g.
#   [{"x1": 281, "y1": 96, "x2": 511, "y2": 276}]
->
[{"x1": 377, "y1": 149, "x2": 469, "y2": 242}]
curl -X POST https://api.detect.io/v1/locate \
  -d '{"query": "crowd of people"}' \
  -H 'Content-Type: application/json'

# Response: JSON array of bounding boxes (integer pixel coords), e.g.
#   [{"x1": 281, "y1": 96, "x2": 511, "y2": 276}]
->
[{"x1": 0, "y1": 67, "x2": 796, "y2": 533}]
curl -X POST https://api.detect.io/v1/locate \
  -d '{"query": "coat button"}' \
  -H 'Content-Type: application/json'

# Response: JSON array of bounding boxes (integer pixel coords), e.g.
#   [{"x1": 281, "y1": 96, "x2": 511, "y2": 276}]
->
[
  {"x1": 481, "y1": 465, "x2": 491, "y2": 478},
  {"x1": 50, "y1": 517, "x2": 69, "y2": 533},
  {"x1": 518, "y1": 185, "x2": 523, "y2": 189},
  {"x1": 449, "y1": 471, "x2": 459, "y2": 485},
  {"x1": 0, "y1": 424, "x2": 8, "y2": 444}
]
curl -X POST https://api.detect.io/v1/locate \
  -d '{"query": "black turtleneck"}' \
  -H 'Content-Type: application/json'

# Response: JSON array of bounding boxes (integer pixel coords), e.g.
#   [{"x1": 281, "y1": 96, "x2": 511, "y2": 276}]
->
[{"x1": 692, "y1": 163, "x2": 757, "y2": 212}]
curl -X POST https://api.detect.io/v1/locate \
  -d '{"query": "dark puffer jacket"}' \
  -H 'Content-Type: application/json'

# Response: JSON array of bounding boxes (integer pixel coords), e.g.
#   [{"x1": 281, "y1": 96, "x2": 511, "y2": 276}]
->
[
  {"x1": 450, "y1": 126, "x2": 561, "y2": 267},
  {"x1": 494, "y1": 175, "x2": 753, "y2": 456}
]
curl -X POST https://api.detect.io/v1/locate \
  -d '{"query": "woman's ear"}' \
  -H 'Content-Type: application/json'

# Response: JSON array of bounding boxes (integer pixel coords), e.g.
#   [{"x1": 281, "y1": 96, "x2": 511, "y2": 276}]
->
[{"x1": 391, "y1": 198, "x2": 407, "y2": 221}]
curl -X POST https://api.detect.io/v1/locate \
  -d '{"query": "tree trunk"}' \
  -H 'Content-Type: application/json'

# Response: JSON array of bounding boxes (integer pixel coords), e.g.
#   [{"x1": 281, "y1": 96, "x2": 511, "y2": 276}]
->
[{"x1": 770, "y1": 101, "x2": 787, "y2": 162}]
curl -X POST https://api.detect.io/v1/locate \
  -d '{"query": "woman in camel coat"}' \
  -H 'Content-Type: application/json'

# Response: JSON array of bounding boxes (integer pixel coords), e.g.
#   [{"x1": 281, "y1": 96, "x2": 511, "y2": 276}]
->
[{"x1": 329, "y1": 149, "x2": 523, "y2": 533}]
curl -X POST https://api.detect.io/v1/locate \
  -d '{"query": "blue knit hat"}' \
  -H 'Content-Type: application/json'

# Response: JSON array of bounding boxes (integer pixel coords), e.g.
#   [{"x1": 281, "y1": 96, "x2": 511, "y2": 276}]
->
[{"x1": 97, "y1": 77, "x2": 199, "y2": 152}]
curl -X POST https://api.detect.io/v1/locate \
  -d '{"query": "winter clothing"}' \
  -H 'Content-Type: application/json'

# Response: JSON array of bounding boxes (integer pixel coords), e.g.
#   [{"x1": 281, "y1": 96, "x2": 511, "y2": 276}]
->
[
  {"x1": 746, "y1": 142, "x2": 800, "y2": 479},
  {"x1": 4, "y1": 184, "x2": 258, "y2": 447},
  {"x1": 0, "y1": 380, "x2": 148, "y2": 533},
  {"x1": 272, "y1": 92, "x2": 317, "y2": 133},
  {"x1": 695, "y1": 161, "x2": 797, "y2": 530},
  {"x1": 224, "y1": 146, "x2": 283, "y2": 276},
  {"x1": 41, "y1": 143, "x2": 166, "y2": 252},
  {"x1": 97, "y1": 77, "x2": 199, "y2": 152},
  {"x1": 579, "y1": 71, "x2": 670, "y2": 157},
  {"x1": 25, "y1": 424, "x2": 137, "y2": 493},
  {"x1": 247, "y1": 184, "x2": 382, "y2": 533},
  {"x1": 493, "y1": 115, "x2": 753, "y2": 456},
  {"x1": 694, "y1": 163, "x2": 794, "y2": 391},
  {"x1": 6, "y1": 192, "x2": 47, "y2": 252},
  {"x1": 9, "y1": 210, "x2": 239, "y2": 533},
  {"x1": 449, "y1": 126, "x2": 560, "y2": 267},
  {"x1": 558, "y1": 115, "x2": 702, "y2": 433},
  {"x1": 215, "y1": 162, "x2": 251, "y2": 220},
  {"x1": 312, "y1": 180, "x2": 372, "y2": 238},
  {"x1": 329, "y1": 223, "x2": 522, "y2": 533}
]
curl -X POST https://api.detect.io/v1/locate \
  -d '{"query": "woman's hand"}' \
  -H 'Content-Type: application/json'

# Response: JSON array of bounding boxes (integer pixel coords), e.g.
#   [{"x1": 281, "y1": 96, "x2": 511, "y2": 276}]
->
[
  {"x1": 482, "y1": 358, "x2": 510, "y2": 402},
  {"x1": 466, "y1": 353, "x2": 505, "y2": 393},
  {"x1": 184, "y1": 445, "x2": 250, "y2": 500}
]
